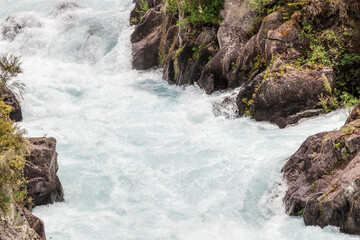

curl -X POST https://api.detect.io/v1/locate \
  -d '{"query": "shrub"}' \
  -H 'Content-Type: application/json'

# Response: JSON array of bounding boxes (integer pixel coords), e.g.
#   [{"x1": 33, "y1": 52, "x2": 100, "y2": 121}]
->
[
  {"x1": 175, "y1": 0, "x2": 224, "y2": 27},
  {"x1": 0, "y1": 54, "x2": 25, "y2": 98},
  {"x1": 0, "y1": 99, "x2": 30, "y2": 213}
]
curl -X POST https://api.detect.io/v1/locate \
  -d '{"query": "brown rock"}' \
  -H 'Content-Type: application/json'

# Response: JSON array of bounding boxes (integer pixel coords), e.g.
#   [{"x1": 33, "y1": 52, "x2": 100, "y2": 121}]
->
[
  {"x1": 131, "y1": 7, "x2": 162, "y2": 44},
  {"x1": 283, "y1": 119, "x2": 360, "y2": 234},
  {"x1": 25, "y1": 137, "x2": 64, "y2": 207},
  {"x1": 236, "y1": 60, "x2": 335, "y2": 128},
  {"x1": 22, "y1": 207, "x2": 46, "y2": 239}
]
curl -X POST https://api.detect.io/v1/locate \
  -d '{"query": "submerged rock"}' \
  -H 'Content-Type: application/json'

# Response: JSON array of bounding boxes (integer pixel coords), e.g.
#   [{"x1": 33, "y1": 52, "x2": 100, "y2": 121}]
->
[
  {"x1": 25, "y1": 137, "x2": 64, "y2": 207},
  {"x1": 283, "y1": 119, "x2": 360, "y2": 234}
]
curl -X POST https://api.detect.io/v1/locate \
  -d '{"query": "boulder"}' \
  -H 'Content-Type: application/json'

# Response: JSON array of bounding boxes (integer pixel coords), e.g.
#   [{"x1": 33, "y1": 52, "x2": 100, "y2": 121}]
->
[
  {"x1": 132, "y1": 28, "x2": 162, "y2": 70},
  {"x1": 131, "y1": 3, "x2": 163, "y2": 70},
  {"x1": 25, "y1": 137, "x2": 64, "y2": 208},
  {"x1": 236, "y1": 62, "x2": 335, "y2": 128},
  {"x1": 283, "y1": 119, "x2": 360, "y2": 234}
]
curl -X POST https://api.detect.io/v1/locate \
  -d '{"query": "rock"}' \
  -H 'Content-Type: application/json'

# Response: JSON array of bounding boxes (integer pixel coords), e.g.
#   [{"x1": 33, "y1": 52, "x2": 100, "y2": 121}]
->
[
  {"x1": 131, "y1": 7, "x2": 163, "y2": 44},
  {"x1": 22, "y1": 207, "x2": 45, "y2": 239},
  {"x1": 283, "y1": 119, "x2": 360, "y2": 234},
  {"x1": 217, "y1": 0, "x2": 255, "y2": 50},
  {"x1": 0, "y1": 201, "x2": 43, "y2": 240},
  {"x1": 236, "y1": 60, "x2": 335, "y2": 128},
  {"x1": 130, "y1": 0, "x2": 163, "y2": 26},
  {"x1": 2, "y1": 15, "x2": 42, "y2": 41},
  {"x1": 196, "y1": 0, "x2": 256, "y2": 93},
  {"x1": 346, "y1": 101, "x2": 360, "y2": 124},
  {"x1": 2, "y1": 88, "x2": 22, "y2": 122},
  {"x1": 132, "y1": 28, "x2": 162, "y2": 70},
  {"x1": 25, "y1": 137, "x2": 64, "y2": 207},
  {"x1": 213, "y1": 94, "x2": 239, "y2": 119},
  {"x1": 131, "y1": 3, "x2": 163, "y2": 70}
]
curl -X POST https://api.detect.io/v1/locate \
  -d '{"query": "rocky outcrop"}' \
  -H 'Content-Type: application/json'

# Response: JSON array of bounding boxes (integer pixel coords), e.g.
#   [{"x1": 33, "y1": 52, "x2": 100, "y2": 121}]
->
[
  {"x1": 0, "y1": 201, "x2": 43, "y2": 240},
  {"x1": 2, "y1": 88, "x2": 22, "y2": 122},
  {"x1": 283, "y1": 119, "x2": 360, "y2": 234},
  {"x1": 25, "y1": 137, "x2": 64, "y2": 208},
  {"x1": 131, "y1": 4, "x2": 163, "y2": 70},
  {"x1": 130, "y1": 0, "x2": 360, "y2": 127},
  {"x1": 236, "y1": 61, "x2": 335, "y2": 128}
]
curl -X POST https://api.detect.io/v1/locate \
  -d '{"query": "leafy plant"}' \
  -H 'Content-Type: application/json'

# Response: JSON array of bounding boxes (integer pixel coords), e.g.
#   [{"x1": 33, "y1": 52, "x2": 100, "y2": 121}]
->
[
  {"x1": 179, "y1": 0, "x2": 225, "y2": 26},
  {"x1": 0, "y1": 54, "x2": 25, "y2": 99},
  {"x1": 0, "y1": 99, "x2": 30, "y2": 213}
]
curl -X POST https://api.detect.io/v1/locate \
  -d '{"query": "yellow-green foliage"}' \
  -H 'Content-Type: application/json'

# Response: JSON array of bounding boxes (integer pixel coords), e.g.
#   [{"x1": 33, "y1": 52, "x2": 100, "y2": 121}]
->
[{"x1": 0, "y1": 99, "x2": 29, "y2": 213}]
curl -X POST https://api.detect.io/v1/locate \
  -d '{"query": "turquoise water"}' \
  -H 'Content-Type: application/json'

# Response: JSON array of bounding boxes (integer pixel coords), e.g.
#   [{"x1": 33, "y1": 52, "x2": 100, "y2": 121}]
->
[{"x1": 0, "y1": 1, "x2": 357, "y2": 239}]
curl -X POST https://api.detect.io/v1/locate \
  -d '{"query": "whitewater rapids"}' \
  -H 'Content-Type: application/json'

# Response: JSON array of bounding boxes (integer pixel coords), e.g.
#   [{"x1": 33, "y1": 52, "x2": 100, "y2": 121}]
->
[{"x1": 0, "y1": 1, "x2": 356, "y2": 239}]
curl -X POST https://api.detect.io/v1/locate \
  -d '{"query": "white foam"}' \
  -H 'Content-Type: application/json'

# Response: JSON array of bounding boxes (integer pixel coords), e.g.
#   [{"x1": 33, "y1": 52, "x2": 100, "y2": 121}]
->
[{"x1": 0, "y1": 1, "x2": 356, "y2": 239}]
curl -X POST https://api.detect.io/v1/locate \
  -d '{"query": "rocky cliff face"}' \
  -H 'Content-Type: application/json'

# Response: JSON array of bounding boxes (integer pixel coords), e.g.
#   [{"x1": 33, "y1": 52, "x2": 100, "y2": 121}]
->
[
  {"x1": 0, "y1": 137, "x2": 64, "y2": 240},
  {"x1": 25, "y1": 137, "x2": 64, "y2": 208},
  {"x1": 130, "y1": 0, "x2": 360, "y2": 128},
  {"x1": 283, "y1": 104, "x2": 360, "y2": 234},
  {"x1": 0, "y1": 202, "x2": 43, "y2": 240}
]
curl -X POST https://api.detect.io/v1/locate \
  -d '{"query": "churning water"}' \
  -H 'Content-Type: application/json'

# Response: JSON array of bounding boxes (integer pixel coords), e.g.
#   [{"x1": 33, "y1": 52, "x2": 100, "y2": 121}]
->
[{"x1": 0, "y1": 1, "x2": 357, "y2": 239}]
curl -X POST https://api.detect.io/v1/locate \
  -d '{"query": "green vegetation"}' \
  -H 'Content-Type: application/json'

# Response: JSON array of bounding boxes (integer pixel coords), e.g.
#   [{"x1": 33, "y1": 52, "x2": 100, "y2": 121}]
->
[
  {"x1": 248, "y1": 0, "x2": 307, "y2": 36},
  {"x1": 0, "y1": 55, "x2": 29, "y2": 213},
  {"x1": 132, "y1": 0, "x2": 150, "y2": 24},
  {"x1": 192, "y1": 45, "x2": 202, "y2": 60},
  {"x1": 181, "y1": 0, "x2": 225, "y2": 26},
  {"x1": 0, "y1": 99, "x2": 30, "y2": 213},
  {"x1": 164, "y1": 0, "x2": 225, "y2": 27},
  {"x1": 0, "y1": 54, "x2": 24, "y2": 98},
  {"x1": 297, "y1": 21, "x2": 360, "y2": 110}
]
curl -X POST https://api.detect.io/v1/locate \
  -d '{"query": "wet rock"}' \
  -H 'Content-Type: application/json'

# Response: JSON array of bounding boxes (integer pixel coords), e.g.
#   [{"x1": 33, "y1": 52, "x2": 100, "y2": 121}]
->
[
  {"x1": 25, "y1": 137, "x2": 64, "y2": 207},
  {"x1": 283, "y1": 119, "x2": 360, "y2": 234},
  {"x1": 2, "y1": 15, "x2": 42, "y2": 41},
  {"x1": 2, "y1": 88, "x2": 22, "y2": 122},
  {"x1": 346, "y1": 101, "x2": 360, "y2": 124},
  {"x1": 132, "y1": 28, "x2": 162, "y2": 70},
  {"x1": 213, "y1": 94, "x2": 239, "y2": 119},
  {"x1": 131, "y1": 4, "x2": 163, "y2": 70},
  {"x1": 237, "y1": 62, "x2": 335, "y2": 128}
]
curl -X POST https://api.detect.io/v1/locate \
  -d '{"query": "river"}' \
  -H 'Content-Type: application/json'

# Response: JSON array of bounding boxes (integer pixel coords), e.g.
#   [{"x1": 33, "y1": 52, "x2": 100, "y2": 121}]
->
[{"x1": 0, "y1": 1, "x2": 356, "y2": 239}]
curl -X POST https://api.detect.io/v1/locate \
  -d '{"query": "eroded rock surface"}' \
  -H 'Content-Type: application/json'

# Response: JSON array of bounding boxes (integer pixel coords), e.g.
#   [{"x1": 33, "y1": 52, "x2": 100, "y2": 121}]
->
[
  {"x1": 237, "y1": 61, "x2": 335, "y2": 128},
  {"x1": 0, "y1": 201, "x2": 43, "y2": 240},
  {"x1": 283, "y1": 119, "x2": 360, "y2": 234},
  {"x1": 25, "y1": 137, "x2": 64, "y2": 207}
]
